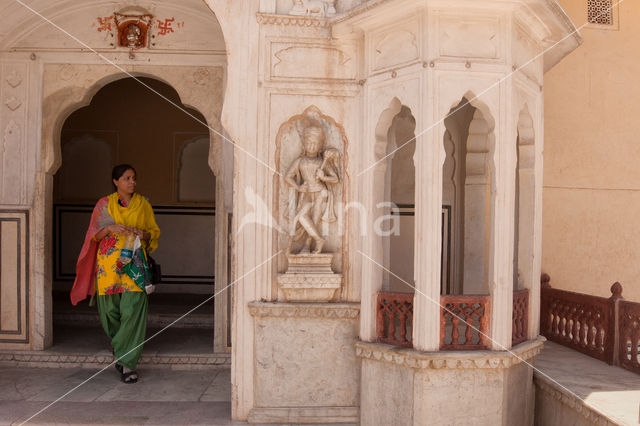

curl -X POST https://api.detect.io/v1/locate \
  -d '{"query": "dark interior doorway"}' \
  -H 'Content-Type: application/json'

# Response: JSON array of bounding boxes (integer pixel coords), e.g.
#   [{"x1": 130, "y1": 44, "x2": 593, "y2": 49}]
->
[{"x1": 52, "y1": 77, "x2": 218, "y2": 354}]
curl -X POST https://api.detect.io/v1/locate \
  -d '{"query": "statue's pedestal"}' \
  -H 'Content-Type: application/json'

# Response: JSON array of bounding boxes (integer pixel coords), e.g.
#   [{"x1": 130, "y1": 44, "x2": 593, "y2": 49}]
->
[{"x1": 278, "y1": 254, "x2": 341, "y2": 302}]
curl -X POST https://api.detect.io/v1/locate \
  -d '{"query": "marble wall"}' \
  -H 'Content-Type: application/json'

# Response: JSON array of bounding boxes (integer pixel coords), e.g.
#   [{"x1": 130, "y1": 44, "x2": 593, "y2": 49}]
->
[
  {"x1": 248, "y1": 302, "x2": 360, "y2": 424},
  {"x1": 358, "y1": 338, "x2": 542, "y2": 426}
]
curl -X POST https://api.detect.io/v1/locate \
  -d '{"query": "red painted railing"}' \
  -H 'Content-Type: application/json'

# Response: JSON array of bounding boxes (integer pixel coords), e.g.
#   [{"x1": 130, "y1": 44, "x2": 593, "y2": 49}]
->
[
  {"x1": 540, "y1": 275, "x2": 618, "y2": 363},
  {"x1": 376, "y1": 292, "x2": 413, "y2": 347},
  {"x1": 619, "y1": 300, "x2": 640, "y2": 374},
  {"x1": 512, "y1": 289, "x2": 529, "y2": 346},
  {"x1": 376, "y1": 289, "x2": 526, "y2": 351},
  {"x1": 440, "y1": 295, "x2": 491, "y2": 350}
]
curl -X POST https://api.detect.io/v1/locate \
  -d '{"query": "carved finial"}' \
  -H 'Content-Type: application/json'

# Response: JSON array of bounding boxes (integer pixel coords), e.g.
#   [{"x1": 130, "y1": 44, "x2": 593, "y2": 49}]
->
[
  {"x1": 541, "y1": 273, "x2": 551, "y2": 288},
  {"x1": 610, "y1": 281, "x2": 623, "y2": 298}
]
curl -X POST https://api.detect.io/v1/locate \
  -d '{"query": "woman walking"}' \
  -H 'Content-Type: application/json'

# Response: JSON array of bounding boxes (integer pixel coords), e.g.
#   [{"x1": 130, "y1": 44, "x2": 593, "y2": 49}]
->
[{"x1": 71, "y1": 164, "x2": 160, "y2": 383}]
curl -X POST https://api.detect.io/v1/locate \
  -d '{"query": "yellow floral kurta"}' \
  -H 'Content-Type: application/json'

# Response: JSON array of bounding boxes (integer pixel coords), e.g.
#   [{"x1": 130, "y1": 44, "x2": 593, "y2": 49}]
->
[
  {"x1": 96, "y1": 233, "x2": 142, "y2": 295},
  {"x1": 95, "y1": 193, "x2": 160, "y2": 296}
]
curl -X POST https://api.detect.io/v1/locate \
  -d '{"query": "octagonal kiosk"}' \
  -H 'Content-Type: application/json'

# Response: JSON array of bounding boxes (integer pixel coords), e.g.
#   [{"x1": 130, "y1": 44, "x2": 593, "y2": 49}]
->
[{"x1": 329, "y1": 1, "x2": 581, "y2": 424}]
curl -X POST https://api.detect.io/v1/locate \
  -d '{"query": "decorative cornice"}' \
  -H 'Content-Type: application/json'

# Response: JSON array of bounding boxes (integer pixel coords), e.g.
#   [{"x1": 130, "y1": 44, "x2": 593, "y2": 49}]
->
[
  {"x1": 355, "y1": 337, "x2": 545, "y2": 370},
  {"x1": 256, "y1": 13, "x2": 330, "y2": 28},
  {"x1": 277, "y1": 275, "x2": 342, "y2": 286},
  {"x1": 248, "y1": 301, "x2": 359, "y2": 319},
  {"x1": 534, "y1": 375, "x2": 619, "y2": 426}
]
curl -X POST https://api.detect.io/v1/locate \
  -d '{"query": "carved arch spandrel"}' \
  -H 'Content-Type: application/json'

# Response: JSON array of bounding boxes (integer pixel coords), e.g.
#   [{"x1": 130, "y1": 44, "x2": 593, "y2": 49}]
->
[
  {"x1": 441, "y1": 91, "x2": 497, "y2": 179},
  {"x1": 41, "y1": 65, "x2": 224, "y2": 177},
  {"x1": 273, "y1": 105, "x2": 349, "y2": 283},
  {"x1": 374, "y1": 97, "x2": 403, "y2": 164}
]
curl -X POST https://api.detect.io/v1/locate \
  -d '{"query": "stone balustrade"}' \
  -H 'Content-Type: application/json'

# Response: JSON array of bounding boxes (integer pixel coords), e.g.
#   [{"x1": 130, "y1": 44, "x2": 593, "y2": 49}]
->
[
  {"x1": 619, "y1": 300, "x2": 640, "y2": 374},
  {"x1": 540, "y1": 274, "x2": 640, "y2": 375},
  {"x1": 512, "y1": 289, "x2": 529, "y2": 346},
  {"x1": 376, "y1": 291, "x2": 413, "y2": 347},
  {"x1": 440, "y1": 295, "x2": 492, "y2": 350},
  {"x1": 375, "y1": 288, "x2": 534, "y2": 351},
  {"x1": 376, "y1": 291, "x2": 499, "y2": 351},
  {"x1": 540, "y1": 274, "x2": 619, "y2": 364}
]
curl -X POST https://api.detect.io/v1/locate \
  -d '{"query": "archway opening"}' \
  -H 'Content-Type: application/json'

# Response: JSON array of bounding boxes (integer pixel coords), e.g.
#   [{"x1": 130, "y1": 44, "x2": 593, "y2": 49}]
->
[
  {"x1": 384, "y1": 105, "x2": 416, "y2": 293},
  {"x1": 442, "y1": 97, "x2": 495, "y2": 295},
  {"x1": 52, "y1": 76, "x2": 220, "y2": 354}
]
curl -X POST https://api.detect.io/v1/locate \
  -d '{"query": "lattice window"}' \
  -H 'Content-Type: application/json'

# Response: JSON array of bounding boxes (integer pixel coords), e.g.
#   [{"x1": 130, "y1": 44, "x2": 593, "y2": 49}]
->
[{"x1": 588, "y1": 0, "x2": 614, "y2": 25}]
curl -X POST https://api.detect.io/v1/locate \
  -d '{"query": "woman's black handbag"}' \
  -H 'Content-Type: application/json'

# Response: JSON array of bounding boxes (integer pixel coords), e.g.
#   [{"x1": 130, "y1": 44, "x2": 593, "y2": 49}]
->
[{"x1": 147, "y1": 255, "x2": 162, "y2": 284}]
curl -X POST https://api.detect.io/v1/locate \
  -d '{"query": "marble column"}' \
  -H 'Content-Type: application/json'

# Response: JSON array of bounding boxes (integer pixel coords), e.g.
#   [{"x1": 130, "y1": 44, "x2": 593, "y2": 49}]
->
[{"x1": 411, "y1": 122, "x2": 443, "y2": 352}]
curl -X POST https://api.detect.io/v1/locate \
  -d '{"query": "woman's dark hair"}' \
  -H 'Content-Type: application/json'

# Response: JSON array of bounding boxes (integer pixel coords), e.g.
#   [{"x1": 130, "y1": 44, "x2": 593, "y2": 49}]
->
[{"x1": 112, "y1": 164, "x2": 136, "y2": 189}]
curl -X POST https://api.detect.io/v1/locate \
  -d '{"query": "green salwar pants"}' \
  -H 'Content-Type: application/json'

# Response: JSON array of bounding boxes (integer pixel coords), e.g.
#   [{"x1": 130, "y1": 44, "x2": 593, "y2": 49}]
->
[{"x1": 97, "y1": 292, "x2": 148, "y2": 370}]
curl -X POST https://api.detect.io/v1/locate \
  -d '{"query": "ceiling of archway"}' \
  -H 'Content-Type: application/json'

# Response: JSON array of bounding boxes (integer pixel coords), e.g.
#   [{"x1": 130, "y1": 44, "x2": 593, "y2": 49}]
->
[{"x1": 0, "y1": 0, "x2": 225, "y2": 52}]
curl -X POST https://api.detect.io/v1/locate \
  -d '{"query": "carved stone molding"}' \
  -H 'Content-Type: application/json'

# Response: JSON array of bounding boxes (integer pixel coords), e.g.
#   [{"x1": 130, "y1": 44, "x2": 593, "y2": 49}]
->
[
  {"x1": 5, "y1": 70, "x2": 22, "y2": 88},
  {"x1": 278, "y1": 275, "x2": 342, "y2": 286},
  {"x1": 248, "y1": 301, "x2": 359, "y2": 319},
  {"x1": 58, "y1": 64, "x2": 78, "y2": 82},
  {"x1": 272, "y1": 45, "x2": 355, "y2": 80},
  {"x1": 192, "y1": 68, "x2": 210, "y2": 86},
  {"x1": 4, "y1": 120, "x2": 21, "y2": 144},
  {"x1": 355, "y1": 336, "x2": 545, "y2": 370},
  {"x1": 5, "y1": 97, "x2": 22, "y2": 111},
  {"x1": 534, "y1": 375, "x2": 618, "y2": 426},
  {"x1": 256, "y1": 13, "x2": 330, "y2": 28},
  {"x1": 373, "y1": 28, "x2": 419, "y2": 71}
]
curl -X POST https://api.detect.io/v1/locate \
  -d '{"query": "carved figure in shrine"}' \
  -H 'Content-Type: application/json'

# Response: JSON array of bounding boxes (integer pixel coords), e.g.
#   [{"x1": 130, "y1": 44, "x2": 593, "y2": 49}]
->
[
  {"x1": 114, "y1": 11, "x2": 153, "y2": 49},
  {"x1": 284, "y1": 122, "x2": 340, "y2": 255}
]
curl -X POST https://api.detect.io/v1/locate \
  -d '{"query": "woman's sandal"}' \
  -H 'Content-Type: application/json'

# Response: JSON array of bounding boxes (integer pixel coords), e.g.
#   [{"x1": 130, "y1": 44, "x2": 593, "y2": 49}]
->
[
  {"x1": 121, "y1": 371, "x2": 138, "y2": 384},
  {"x1": 115, "y1": 363, "x2": 123, "y2": 374}
]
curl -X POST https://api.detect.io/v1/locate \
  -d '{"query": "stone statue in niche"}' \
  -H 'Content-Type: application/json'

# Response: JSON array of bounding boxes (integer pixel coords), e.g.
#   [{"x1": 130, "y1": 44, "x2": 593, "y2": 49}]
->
[
  {"x1": 123, "y1": 23, "x2": 142, "y2": 48},
  {"x1": 277, "y1": 106, "x2": 345, "y2": 302},
  {"x1": 284, "y1": 122, "x2": 341, "y2": 255},
  {"x1": 290, "y1": 0, "x2": 337, "y2": 17}
]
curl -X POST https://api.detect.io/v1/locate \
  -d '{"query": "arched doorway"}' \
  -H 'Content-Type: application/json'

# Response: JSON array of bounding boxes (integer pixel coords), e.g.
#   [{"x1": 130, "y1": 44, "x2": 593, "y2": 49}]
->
[
  {"x1": 38, "y1": 64, "x2": 232, "y2": 359},
  {"x1": 51, "y1": 76, "x2": 226, "y2": 354}
]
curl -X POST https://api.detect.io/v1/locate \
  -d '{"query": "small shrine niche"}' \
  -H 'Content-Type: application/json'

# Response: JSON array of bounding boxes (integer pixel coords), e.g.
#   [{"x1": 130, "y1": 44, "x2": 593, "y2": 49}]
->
[
  {"x1": 275, "y1": 106, "x2": 347, "y2": 301},
  {"x1": 114, "y1": 10, "x2": 153, "y2": 49}
]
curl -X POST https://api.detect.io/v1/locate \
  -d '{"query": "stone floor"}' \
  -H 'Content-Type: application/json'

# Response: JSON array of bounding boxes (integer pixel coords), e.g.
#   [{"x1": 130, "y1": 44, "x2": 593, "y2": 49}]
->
[
  {"x1": 0, "y1": 366, "x2": 235, "y2": 425},
  {"x1": 534, "y1": 341, "x2": 640, "y2": 425},
  {"x1": 0, "y1": 294, "x2": 237, "y2": 424}
]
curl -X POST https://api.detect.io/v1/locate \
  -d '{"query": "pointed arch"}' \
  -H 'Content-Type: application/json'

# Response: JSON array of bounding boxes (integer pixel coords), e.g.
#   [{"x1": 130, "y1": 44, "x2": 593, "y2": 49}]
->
[
  {"x1": 370, "y1": 98, "x2": 417, "y2": 292},
  {"x1": 442, "y1": 95, "x2": 496, "y2": 295}
]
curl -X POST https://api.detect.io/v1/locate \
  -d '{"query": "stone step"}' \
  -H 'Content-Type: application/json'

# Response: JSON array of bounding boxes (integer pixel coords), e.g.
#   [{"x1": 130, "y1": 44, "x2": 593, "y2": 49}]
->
[
  {"x1": 0, "y1": 350, "x2": 230, "y2": 370},
  {"x1": 53, "y1": 291, "x2": 216, "y2": 329},
  {"x1": 53, "y1": 311, "x2": 214, "y2": 329}
]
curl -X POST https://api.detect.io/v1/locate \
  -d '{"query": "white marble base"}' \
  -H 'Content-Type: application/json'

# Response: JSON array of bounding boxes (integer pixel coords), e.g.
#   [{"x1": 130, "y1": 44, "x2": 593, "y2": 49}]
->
[
  {"x1": 278, "y1": 254, "x2": 342, "y2": 302},
  {"x1": 357, "y1": 337, "x2": 544, "y2": 426},
  {"x1": 248, "y1": 302, "x2": 359, "y2": 424}
]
